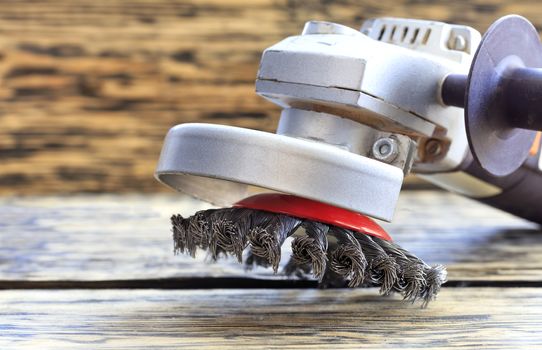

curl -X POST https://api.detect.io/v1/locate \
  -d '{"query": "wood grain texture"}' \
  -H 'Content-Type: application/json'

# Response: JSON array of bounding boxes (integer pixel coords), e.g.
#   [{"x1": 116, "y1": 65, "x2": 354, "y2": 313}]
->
[
  {"x1": 1, "y1": 192, "x2": 540, "y2": 282},
  {"x1": 1, "y1": 0, "x2": 542, "y2": 194},
  {"x1": 2, "y1": 288, "x2": 542, "y2": 349}
]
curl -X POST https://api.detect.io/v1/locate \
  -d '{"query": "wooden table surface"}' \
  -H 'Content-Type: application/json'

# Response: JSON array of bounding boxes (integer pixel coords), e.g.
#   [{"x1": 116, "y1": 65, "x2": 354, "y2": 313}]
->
[{"x1": 1, "y1": 191, "x2": 542, "y2": 349}]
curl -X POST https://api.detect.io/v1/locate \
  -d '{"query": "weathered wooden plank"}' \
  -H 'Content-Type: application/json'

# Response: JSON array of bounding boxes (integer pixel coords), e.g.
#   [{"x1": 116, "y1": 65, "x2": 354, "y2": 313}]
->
[
  {"x1": 1, "y1": 192, "x2": 540, "y2": 282},
  {"x1": 1, "y1": 0, "x2": 542, "y2": 194},
  {"x1": 1, "y1": 288, "x2": 541, "y2": 349}
]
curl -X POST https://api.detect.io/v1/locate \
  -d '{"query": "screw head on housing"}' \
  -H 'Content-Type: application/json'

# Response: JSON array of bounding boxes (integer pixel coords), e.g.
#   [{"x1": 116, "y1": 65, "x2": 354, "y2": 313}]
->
[{"x1": 372, "y1": 137, "x2": 399, "y2": 163}]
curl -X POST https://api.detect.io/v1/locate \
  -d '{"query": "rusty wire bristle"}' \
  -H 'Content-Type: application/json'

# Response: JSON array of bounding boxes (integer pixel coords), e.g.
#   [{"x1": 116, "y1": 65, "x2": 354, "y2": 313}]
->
[{"x1": 170, "y1": 208, "x2": 446, "y2": 306}]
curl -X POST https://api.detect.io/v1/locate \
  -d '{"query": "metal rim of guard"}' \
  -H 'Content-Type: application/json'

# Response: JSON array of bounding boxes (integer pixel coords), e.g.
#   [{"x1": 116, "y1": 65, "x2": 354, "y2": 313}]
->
[{"x1": 154, "y1": 123, "x2": 404, "y2": 222}]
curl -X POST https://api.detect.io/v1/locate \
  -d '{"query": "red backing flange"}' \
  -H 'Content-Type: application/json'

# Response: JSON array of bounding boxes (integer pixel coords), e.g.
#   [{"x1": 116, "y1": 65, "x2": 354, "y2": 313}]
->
[{"x1": 234, "y1": 193, "x2": 392, "y2": 241}]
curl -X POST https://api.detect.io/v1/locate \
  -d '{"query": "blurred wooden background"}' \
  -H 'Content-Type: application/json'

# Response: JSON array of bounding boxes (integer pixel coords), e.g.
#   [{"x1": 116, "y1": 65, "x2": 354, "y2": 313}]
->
[{"x1": 1, "y1": 0, "x2": 541, "y2": 194}]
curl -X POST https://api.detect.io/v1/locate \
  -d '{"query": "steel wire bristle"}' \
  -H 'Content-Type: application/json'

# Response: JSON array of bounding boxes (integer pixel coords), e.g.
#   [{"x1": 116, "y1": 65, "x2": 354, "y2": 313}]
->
[
  {"x1": 328, "y1": 228, "x2": 367, "y2": 288},
  {"x1": 172, "y1": 211, "x2": 210, "y2": 257},
  {"x1": 247, "y1": 214, "x2": 302, "y2": 273},
  {"x1": 354, "y1": 234, "x2": 399, "y2": 295},
  {"x1": 171, "y1": 207, "x2": 446, "y2": 306},
  {"x1": 209, "y1": 208, "x2": 253, "y2": 262},
  {"x1": 188, "y1": 210, "x2": 215, "y2": 252},
  {"x1": 171, "y1": 214, "x2": 189, "y2": 255},
  {"x1": 401, "y1": 261, "x2": 427, "y2": 302},
  {"x1": 421, "y1": 265, "x2": 447, "y2": 307},
  {"x1": 291, "y1": 221, "x2": 329, "y2": 281},
  {"x1": 373, "y1": 237, "x2": 446, "y2": 305}
]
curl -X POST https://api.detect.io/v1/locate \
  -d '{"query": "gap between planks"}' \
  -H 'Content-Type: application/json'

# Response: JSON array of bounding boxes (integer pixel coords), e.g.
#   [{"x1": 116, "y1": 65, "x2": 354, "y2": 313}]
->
[{"x1": 2, "y1": 277, "x2": 542, "y2": 290}]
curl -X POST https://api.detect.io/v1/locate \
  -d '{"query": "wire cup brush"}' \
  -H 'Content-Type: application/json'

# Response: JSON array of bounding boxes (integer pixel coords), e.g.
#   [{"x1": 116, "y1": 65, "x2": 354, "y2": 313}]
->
[{"x1": 171, "y1": 193, "x2": 446, "y2": 307}]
